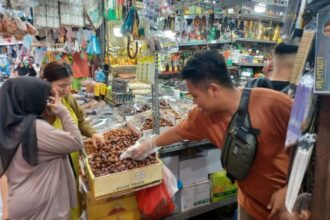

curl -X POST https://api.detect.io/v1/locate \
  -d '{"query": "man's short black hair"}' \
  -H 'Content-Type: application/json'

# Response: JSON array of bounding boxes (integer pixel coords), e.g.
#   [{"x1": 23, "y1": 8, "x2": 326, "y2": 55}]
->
[
  {"x1": 181, "y1": 50, "x2": 233, "y2": 89},
  {"x1": 274, "y1": 42, "x2": 298, "y2": 55}
]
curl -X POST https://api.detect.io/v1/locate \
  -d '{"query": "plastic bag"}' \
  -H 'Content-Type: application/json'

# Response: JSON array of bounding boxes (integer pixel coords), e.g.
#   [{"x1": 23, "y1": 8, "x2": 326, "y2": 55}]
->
[
  {"x1": 285, "y1": 134, "x2": 316, "y2": 213},
  {"x1": 86, "y1": 35, "x2": 101, "y2": 55},
  {"x1": 285, "y1": 73, "x2": 316, "y2": 148},
  {"x1": 163, "y1": 165, "x2": 178, "y2": 198},
  {"x1": 121, "y1": 6, "x2": 139, "y2": 37},
  {"x1": 136, "y1": 181, "x2": 175, "y2": 220}
]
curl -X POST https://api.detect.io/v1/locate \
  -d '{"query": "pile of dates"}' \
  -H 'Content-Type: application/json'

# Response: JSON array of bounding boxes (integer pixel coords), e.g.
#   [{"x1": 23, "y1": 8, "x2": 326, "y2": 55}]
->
[
  {"x1": 159, "y1": 99, "x2": 171, "y2": 110},
  {"x1": 141, "y1": 118, "x2": 173, "y2": 131},
  {"x1": 84, "y1": 129, "x2": 157, "y2": 177}
]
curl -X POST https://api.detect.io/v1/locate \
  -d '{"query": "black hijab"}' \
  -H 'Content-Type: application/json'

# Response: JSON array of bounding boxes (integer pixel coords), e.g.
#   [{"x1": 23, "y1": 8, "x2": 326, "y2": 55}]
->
[{"x1": 0, "y1": 77, "x2": 51, "y2": 177}]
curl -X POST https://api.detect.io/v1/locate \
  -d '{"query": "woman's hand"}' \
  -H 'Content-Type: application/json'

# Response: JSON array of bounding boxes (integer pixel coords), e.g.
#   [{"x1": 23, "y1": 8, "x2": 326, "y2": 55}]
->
[
  {"x1": 47, "y1": 89, "x2": 66, "y2": 115},
  {"x1": 92, "y1": 133, "x2": 105, "y2": 147}
]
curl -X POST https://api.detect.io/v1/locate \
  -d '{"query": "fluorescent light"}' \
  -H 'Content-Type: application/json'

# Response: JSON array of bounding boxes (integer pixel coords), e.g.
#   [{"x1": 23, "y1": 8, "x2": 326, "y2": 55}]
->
[
  {"x1": 113, "y1": 26, "x2": 123, "y2": 37},
  {"x1": 254, "y1": 4, "x2": 266, "y2": 13}
]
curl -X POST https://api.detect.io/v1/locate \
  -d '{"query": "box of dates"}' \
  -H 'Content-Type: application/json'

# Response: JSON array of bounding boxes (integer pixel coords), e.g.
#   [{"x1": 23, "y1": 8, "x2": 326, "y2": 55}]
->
[{"x1": 83, "y1": 128, "x2": 163, "y2": 198}]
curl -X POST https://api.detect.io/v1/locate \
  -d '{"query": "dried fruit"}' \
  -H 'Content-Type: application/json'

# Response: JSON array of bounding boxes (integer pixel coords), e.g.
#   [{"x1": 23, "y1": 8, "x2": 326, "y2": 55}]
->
[{"x1": 84, "y1": 128, "x2": 157, "y2": 177}]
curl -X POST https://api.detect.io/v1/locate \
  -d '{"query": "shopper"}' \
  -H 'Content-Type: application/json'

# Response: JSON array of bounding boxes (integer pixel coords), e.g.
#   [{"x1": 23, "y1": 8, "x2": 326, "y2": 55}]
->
[
  {"x1": 41, "y1": 61, "x2": 105, "y2": 219},
  {"x1": 0, "y1": 77, "x2": 83, "y2": 219},
  {"x1": 123, "y1": 50, "x2": 293, "y2": 220},
  {"x1": 14, "y1": 56, "x2": 37, "y2": 77},
  {"x1": 246, "y1": 42, "x2": 298, "y2": 92}
]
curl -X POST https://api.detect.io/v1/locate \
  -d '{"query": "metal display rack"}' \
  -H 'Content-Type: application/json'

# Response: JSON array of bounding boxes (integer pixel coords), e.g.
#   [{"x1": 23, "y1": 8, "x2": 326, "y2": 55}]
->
[
  {"x1": 158, "y1": 140, "x2": 210, "y2": 154},
  {"x1": 152, "y1": 53, "x2": 160, "y2": 134}
]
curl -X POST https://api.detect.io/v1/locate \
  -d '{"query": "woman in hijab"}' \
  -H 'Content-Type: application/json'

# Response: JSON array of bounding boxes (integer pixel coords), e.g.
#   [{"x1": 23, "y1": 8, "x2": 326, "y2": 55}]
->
[{"x1": 0, "y1": 77, "x2": 83, "y2": 219}]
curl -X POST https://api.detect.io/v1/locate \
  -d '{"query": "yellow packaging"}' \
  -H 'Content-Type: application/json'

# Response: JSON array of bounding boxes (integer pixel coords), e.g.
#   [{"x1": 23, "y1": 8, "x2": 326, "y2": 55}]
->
[
  {"x1": 98, "y1": 210, "x2": 141, "y2": 220},
  {"x1": 94, "y1": 83, "x2": 100, "y2": 97},
  {"x1": 85, "y1": 158, "x2": 163, "y2": 197},
  {"x1": 86, "y1": 194, "x2": 138, "y2": 219},
  {"x1": 100, "y1": 83, "x2": 107, "y2": 96},
  {"x1": 210, "y1": 171, "x2": 237, "y2": 203}
]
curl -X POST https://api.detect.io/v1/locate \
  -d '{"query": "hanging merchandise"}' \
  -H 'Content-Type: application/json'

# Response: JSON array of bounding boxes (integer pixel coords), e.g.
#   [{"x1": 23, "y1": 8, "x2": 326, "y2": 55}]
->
[
  {"x1": 84, "y1": 0, "x2": 103, "y2": 29},
  {"x1": 285, "y1": 134, "x2": 317, "y2": 213},
  {"x1": 22, "y1": 34, "x2": 33, "y2": 49},
  {"x1": 72, "y1": 52, "x2": 91, "y2": 78},
  {"x1": 87, "y1": 34, "x2": 101, "y2": 55},
  {"x1": 285, "y1": 73, "x2": 316, "y2": 148},
  {"x1": 59, "y1": 0, "x2": 84, "y2": 27},
  {"x1": 95, "y1": 67, "x2": 106, "y2": 83},
  {"x1": 314, "y1": 7, "x2": 330, "y2": 94},
  {"x1": 120, "y1": 6, "x2": 139, "y2": 39},
  {"x1": 0, "y1": 0, "x2": 38, "y2": 40},
  {"x1": 34, "y1": 0, "x2": 60, "y2": 29},
  {"x1": 288, "y1": 21, "x2": 316, "y2": 96},
  {"x1": 105, "y1": 0, "x2": 117, "y2": 21}
]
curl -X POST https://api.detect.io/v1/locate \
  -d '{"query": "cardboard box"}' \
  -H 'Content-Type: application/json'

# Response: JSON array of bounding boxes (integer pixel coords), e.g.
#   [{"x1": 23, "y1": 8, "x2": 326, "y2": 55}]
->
[
  {"x1": 205, "y1": 148, "x2": 223, "y2": 174},
  {"x1": 180, "y1": 181, "x2": 211, "y2": 212},
  {"x1": 179, "y1": 155, "x2": 209, "y2": 187},
  {"x1": 83, "y1": 190, "x2": 136, "y2": 207},
  {"x1": 85, "y1": 158, "x2": 163, "y2": 198},
  {"x1": 96, "y1": 210, "x2": 141, "y2": 220},
  {"x1": 210, "y1": 171, "x2": 237, "y2": 203},
  {"x1": 85, "y1": 193, "x2": 138, "y2": 219},
  {"x1": 160, "y1": 155, "x2": 179, "y2": 179}
]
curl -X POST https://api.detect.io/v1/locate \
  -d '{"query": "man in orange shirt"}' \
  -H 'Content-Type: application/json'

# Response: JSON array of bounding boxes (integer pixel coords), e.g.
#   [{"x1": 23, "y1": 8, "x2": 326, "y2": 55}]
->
[{"x1": 124, "y1": 50, "x2": 292, "y2": 220}]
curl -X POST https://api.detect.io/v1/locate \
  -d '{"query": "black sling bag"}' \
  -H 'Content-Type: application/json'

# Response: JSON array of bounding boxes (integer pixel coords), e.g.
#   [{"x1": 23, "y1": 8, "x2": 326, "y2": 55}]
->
[{"x1": 221, "y1": 88, "x2": 260, "y2": 181}]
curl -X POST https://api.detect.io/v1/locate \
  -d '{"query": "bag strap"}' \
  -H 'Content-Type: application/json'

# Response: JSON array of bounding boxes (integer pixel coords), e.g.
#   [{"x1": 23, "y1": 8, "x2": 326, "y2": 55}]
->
[
  {"x1": 235, "y1": 88, "x2": 251, "y2": 125},
  {"x1": 235, "y1": 88, "x2": 260, "y2": 136}
]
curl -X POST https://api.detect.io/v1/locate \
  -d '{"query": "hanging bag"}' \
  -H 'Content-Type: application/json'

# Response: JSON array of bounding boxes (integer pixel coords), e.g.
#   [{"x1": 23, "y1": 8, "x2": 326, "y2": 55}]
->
[{"x1": 221, "y1": 88, "x2": 260, "y2": 181}]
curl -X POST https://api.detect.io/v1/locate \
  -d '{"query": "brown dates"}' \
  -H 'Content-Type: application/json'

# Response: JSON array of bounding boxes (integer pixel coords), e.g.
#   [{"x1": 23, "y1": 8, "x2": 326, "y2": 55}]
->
[{"x1": 84, "y1": 128, "x2": 157, "y2": 177}]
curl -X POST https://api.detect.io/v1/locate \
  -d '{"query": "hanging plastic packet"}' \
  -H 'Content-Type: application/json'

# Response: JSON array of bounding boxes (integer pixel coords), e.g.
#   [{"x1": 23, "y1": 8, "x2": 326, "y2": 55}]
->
[
  {"x1": 121, "y1": 6, "x2": 137, "y2": 36},
  {"x1": 95, "y1": 68, "x2": 106, "y2": 83},
  {"x1": 285, "y1": 73, "x2": 316, "y2": 148},
  {"x1": 86, "y1": 34, "x2": 101, "y2": 55},
  {"x1": 105, "y1": 0, "x2": 117, "y2": 21},
  {"x1": 285, "y1": 133, "x2": 316, "y2": 213},
  {"x1": 84, "y1": 0, "x2": 103, "y2": 29}
]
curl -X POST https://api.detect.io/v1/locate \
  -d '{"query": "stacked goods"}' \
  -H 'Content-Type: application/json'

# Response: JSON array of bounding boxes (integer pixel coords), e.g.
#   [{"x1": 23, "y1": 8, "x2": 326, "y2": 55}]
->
[
  {"x1": 141, "y1": 118, "x2": 173, "y2": 131},
  {"x1": 84, "y1": 129, "x2": 157, "y2": 177}
]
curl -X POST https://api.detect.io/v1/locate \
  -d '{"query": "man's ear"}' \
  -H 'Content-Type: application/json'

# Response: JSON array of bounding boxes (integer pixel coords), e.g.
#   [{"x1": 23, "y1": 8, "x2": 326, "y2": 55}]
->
[{"x1": 208, "y1": 83, "x2": 221, "y2": 98}]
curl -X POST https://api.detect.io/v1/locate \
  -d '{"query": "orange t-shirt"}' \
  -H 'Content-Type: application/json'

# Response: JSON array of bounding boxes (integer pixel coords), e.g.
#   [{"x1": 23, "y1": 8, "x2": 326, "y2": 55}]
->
[{"x1": 175, "y1": 88, "x2": 292, "y2": 220}]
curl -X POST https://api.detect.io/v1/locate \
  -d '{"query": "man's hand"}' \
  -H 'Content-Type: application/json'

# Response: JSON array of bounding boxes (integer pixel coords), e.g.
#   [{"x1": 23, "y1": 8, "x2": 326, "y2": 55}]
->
[
  {"x1": 268, "y1": 185, "x2": 288, "y2": 220},
  {"x1": 92, "y1": 133, "x2": 105, "y2": 147},
  {"x1": 120, "y1": 136, "x2": 157, "y2": 161}
]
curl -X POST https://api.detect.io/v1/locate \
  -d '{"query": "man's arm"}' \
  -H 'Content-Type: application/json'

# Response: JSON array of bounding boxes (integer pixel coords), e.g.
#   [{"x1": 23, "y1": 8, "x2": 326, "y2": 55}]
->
[
  {"x1": 155, "y1": 127, "x2": 185, "y2": 147},
  {"x1": 124, "y1": 126, "x2": 186, "y2": 160}
]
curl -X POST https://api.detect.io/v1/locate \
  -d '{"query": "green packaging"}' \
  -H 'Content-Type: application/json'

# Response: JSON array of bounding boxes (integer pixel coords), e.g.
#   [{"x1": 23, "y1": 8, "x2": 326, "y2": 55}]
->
[{"x1": 210, "y1": 171, "x2": 237, "y2": 203}]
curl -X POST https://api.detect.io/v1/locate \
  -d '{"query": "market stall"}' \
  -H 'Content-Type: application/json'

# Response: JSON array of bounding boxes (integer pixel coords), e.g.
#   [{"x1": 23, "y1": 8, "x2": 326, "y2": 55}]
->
[{"x1": 0, "y1": 0, "x2": 328, "y2": 219}]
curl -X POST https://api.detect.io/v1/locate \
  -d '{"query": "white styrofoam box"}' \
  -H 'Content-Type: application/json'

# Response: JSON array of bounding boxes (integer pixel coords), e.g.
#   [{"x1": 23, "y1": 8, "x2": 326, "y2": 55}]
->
[
  {"x1": 180, "y1": 181, "x2": 211, "y2": 212},
  {"x1": 179, "y1": 155, "x2": 209, "y2": 187},
  {"x1": 160, "y1": 155, "x2": 179, "y2": 179},
  {"x1": 205, "y1": 148, "x2": 223, "y2": 174}
]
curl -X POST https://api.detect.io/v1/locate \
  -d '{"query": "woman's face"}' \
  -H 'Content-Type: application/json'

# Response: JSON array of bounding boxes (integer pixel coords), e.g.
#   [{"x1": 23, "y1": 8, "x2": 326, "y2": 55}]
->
[{"x1": 51, "y1": 77, "x2": 72, "y2": 97}]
